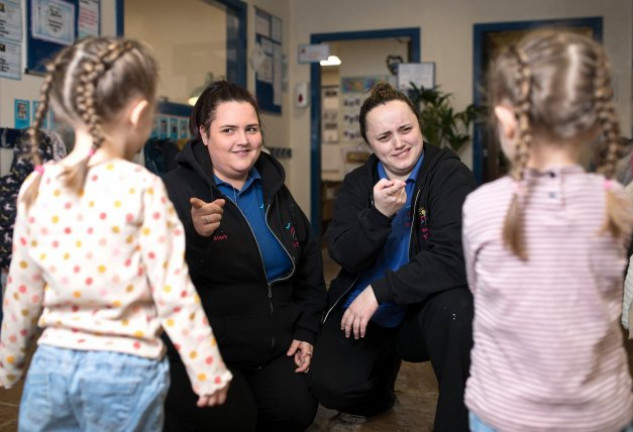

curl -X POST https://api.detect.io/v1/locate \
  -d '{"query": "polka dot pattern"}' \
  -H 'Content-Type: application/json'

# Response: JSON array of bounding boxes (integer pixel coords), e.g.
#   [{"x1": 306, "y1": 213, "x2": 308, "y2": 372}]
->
[{"x1": 0, "y1": 160, "x2": 231, "y2": 394}]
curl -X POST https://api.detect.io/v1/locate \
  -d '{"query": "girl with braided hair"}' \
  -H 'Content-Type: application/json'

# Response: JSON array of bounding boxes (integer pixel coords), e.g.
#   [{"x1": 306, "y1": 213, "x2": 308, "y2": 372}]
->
[
  {"x1": 463, "y1": 30, "x2": 633, "y2": 431},
  {"x1": 0, "y1": 37, "x2": 231, "y2": 431}
]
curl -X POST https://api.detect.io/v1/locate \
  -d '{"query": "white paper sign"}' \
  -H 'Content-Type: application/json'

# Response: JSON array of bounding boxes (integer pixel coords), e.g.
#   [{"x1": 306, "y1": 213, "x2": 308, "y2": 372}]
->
[
  {"x1": 297, "y1": 44, "x2": 329, "y2": 64},
  {"x1": 398, "y1": 62, "x2": 435, "y2": 91},
  {"x1": 78, "y1": 0, "x2": 99, "y2": 38},
  {"x1": 0, "y1": 1, "x2": 22, "y2": 42},
  {"x1": 32, "y1": 0, "x2": 75, "y2": 46},
  {"x1": 0, "y1": 38, "x2": 21, "y2": 79}
]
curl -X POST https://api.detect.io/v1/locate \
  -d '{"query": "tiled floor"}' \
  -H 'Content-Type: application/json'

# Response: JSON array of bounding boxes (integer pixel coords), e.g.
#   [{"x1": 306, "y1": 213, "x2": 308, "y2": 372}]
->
[{"x1": 2, "y1": 249, "x2": 633, "y2": 432}]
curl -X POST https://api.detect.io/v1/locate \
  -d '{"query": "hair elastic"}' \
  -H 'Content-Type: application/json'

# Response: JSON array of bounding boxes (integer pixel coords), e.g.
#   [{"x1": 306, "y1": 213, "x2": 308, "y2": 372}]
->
[
  {"x1": 88, "y1": 148, "x2": 96, "y2": 158},
  {"x1": 603, "y1": 179, "x2": 613, "y2": 191},
  {"x1": 34, "y1": 165, "x2": 45, "y2": 175}
]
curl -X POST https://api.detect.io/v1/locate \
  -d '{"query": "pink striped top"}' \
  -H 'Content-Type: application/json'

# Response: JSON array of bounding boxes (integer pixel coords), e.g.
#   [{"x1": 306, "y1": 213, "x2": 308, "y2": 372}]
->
[{"x1": 463, "y1": 165, "x2": 633, "y2": 432}]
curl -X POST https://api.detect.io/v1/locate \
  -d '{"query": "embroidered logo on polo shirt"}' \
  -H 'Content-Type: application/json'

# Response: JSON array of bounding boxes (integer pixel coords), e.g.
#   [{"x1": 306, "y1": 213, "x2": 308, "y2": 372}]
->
[
  {"x1": 285, "y1": 221, "x2": 300, "y2": 249},
  {"x1": 213, "y1": 228, "x2": 228, "y2": 242}
]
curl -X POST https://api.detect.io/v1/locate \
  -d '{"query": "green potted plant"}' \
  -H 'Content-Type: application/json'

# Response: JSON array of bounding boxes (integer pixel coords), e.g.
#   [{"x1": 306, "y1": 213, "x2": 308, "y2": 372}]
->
[{"x1": 408, "y1": 84, "x2": 484, "y2": 153}]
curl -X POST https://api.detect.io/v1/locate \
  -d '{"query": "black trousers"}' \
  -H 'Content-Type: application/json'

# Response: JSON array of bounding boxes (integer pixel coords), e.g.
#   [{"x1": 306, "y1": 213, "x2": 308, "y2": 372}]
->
[
  {"x1": 308, "y1": 287, "x2": 473, "y2": 432},
  {"x1": 164, "y1": 353, "x2": 317, "y2": 432}
]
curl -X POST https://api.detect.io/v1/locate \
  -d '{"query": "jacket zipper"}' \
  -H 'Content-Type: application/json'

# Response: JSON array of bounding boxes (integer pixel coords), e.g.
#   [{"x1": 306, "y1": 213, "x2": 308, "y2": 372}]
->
[
  {"x1": 322, "y1": 273, "x2": 359, "y2": 324},
  {"x1": 408, "y1": 188, "x2": 422, "y2": 259},
  {"x1": 263, "y1": 202, "x2": 297, "y2": 350}
]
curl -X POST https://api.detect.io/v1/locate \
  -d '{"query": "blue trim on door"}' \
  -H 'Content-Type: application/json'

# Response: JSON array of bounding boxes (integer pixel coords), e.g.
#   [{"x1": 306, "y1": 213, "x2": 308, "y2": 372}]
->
[
  {"x1": 116, "y1": 0, "x2": 124, "y2": 36},
  {"x1": 472, "y1": 16, "x2": 602, "y2": 184},
  {"x1": 309, "y1": 28, "x2": 421, "y2": 235}
]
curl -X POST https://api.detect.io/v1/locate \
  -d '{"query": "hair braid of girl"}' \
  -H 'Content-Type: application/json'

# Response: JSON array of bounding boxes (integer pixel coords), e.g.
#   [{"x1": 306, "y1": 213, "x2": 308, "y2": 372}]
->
[
  {"x1": 503, "y1": 47, "x2": 532, "y2": 260},
  {"x1": 594, "y1": 50, "x2": 633, "y2": 238},
  {"x1": 22, "y1": 52, "x2": 69, "y2": 208}
]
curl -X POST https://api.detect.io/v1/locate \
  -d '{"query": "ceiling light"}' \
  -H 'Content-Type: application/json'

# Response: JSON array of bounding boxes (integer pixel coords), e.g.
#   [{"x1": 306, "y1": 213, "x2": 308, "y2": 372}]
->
[{"x1": 320, "y1": 55, "x2": 341, "y2": 67}]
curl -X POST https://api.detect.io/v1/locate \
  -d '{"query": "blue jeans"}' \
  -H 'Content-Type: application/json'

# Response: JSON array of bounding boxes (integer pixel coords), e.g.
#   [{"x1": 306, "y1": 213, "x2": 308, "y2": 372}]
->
[
  {"x1": 19, "y1": 345, "x2": 170, "y2": 432},
  {"x1": 470, "y1": 411, "x2": 633, "y2": 432}
]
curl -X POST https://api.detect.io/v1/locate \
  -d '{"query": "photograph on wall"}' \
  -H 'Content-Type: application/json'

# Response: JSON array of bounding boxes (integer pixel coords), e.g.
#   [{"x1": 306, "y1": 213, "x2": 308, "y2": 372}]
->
[{"x1": 14, "y1": 99, "x2": 31, "y2": 129}]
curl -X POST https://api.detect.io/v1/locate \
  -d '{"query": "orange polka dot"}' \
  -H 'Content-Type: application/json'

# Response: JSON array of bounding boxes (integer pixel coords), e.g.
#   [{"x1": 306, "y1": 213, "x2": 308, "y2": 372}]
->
[
  {"x1": 52, "y1": 216, "x2": 59, "y2": 223},
  {"x1": 53, "y1": 189, "x2": 61, "y2": 197},
  {"x1": 112, "y1": 226, "x2": 120, "y2": 233},
  {"x1": 113, "y1": 300, "x2": 122, "y2": 307},
  {"x1": 6, "y1": 356, "x2": 15, "y2": 364},
  {"x1": 76, "y1": 241, "x2": 82, "y2": 248},
  {"x1": 164, "y1": 285, "x2": 172, "y2": 293},
  {"x1": 142, "y1": 227, "x2": 151, "y2": 236},
  {"x1": 166, "y1": 319, "x2": 174, "y2": 327},
  {"x1": 106, "y1": 163, "x2": 114, "y2": 170},
  {"x1": 63, "y1": 253, "x2": 70, "y2": 260},
  {"x1": 114, "y1": 200, "x2": 122, "y2": 208},
  {"x1": 189, "y1": 351, "x2": 197, "y2": 359},
  {"x1": 129, "y1": 188, "x2": 136, "y2": 194},
  {"x1": 73, "y1": 291, "x2": 81, "y2": 298},
  {"x1": 197, "y1": 373, "x2": 207, "y2": 381},
  {"x1": 126, "y1": 285, "x2": 134, "y2": 292},
  {"x1": 134, "y1": 331, "x2": 144, "y2": 338},
  {"x1": 122, "y1": 319, "x2": 129, "y2": 326},
  {"x1": 19, "y1": 261, "x2": 27, "y2": 269}
]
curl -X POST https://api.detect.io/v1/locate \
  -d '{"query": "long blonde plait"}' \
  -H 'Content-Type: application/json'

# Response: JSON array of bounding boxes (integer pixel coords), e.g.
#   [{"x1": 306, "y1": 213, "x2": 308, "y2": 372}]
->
[
  {"x1": 594, "y1": 49, "x2": 633, "y2": 238},
  {"x1": 502, "y1": 46, "x2": 532, "y2": 261},
  {"x1": 61, "y1": 41, "x2": 134, "y2": 193}
]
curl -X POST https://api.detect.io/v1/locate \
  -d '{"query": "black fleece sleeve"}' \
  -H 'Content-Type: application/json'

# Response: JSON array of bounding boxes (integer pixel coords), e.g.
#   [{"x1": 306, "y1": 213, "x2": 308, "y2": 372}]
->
[
  {"x1": 288, "y1": 194, "x2": 327, "y2": 344},
  {"x1": 371, "y1": 158, "x2": 476, "y2": 304},
  {"x1": 326, "y1": 171, "x2": 393, "y2": 273}
]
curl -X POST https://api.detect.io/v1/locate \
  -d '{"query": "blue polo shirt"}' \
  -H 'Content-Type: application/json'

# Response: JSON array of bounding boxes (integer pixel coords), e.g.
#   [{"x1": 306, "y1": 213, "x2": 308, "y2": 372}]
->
[
  {"x1": 215, "y1": 168, "x2": 292, "y2": 282},
  {"x1": 344, "y1": 153, "x2": 424, "y2": 328}
]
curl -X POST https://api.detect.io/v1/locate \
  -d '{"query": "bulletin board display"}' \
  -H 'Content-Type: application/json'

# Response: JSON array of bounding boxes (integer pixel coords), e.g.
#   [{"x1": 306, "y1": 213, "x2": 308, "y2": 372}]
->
[
  {"x1": 254, "y1": 7, "x2": 282, "y2": 114},
  {"x1": 26, "y1": 0, "x2": 100, "y2": 74}
]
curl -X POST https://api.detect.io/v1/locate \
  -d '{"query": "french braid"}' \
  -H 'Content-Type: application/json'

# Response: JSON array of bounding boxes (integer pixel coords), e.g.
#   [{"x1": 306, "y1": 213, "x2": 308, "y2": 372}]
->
[{"x1": 502, "y1": 47, "x2": 532, "y2": 260}]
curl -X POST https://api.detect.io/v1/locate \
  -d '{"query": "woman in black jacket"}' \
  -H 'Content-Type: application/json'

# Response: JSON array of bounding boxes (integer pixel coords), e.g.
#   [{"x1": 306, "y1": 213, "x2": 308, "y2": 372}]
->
[
  {"x1": 308, "y1": 83, "x2": 476, "y2": 431},
  {"x1": 162, "y1": 81, "x2": 326, "y2": 432}
]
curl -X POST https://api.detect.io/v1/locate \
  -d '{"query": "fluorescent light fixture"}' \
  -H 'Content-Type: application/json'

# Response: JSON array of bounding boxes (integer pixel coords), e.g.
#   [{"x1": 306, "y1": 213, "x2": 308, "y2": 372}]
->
[{"x1": 320, "y1": 55, "x2": 341, "y2": 67}]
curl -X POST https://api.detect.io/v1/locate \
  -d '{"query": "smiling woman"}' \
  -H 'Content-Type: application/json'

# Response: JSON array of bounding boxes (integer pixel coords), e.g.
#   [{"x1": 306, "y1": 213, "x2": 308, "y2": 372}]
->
[
  {"x1": 308, "y1": 82, "x2": 477, "y2": 431},
  {"x1": 161, "y1": 80, "x2": 327, "y2": 432}
]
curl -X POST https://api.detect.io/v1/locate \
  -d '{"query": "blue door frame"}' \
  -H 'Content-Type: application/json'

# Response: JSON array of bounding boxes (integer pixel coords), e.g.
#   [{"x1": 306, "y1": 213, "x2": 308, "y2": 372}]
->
[
  {"x1": 472, "y1": 16, "x2": 602, "y2": 184},
  {"x1": 116, "y1": 0, "x2": 247, "y2": 116},
  {"x1": 309, "y1": 28, "x2": 421, "y2": 235}
]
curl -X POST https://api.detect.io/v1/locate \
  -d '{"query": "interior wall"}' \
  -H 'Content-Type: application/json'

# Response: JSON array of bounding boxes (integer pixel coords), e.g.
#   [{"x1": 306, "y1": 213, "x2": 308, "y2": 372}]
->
[
  {"x1": 288, "y1": 0, "x2": 633, "y2": 216},
  {"x1": 125, "y1": 0, "x2": 227, "y2": 105},
  {"x1": 0, "y1": 1, "x2": 118, "y2": 129}
]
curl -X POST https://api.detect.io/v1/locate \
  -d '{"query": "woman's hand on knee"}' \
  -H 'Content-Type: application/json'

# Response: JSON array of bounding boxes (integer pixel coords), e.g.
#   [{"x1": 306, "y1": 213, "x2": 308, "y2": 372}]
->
[
  {"x1": 341, "y1": 286, "x2": 379, "y2": 339},
  {"x1": 287, "y1": 339, "x2": 313, "y2": 373},
  {"x1": 196, "y1": 382, "x2": 230, "y2": 407}
]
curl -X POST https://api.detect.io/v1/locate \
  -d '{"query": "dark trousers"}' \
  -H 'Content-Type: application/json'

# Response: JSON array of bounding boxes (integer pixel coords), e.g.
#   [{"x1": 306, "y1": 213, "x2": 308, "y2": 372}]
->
[
  {"x1": 308, "y1": 287, "x2": 473, "y2": 432},
  {"x1": 164, "y1": 353, "x2": 317, "y2": 432}
]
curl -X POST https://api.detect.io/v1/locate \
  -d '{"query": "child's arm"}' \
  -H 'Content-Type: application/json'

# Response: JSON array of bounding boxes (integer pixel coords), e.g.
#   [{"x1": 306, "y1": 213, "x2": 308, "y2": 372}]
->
[
  {"x1": 139, "y1": 176, "x2": 232, "y2": 402},
  {"x1": 0, "y1": 174, "x2": 45, "y2": 388},
  {"x1": 462, "y1": 194, "x2": 477, "y2": 295}
]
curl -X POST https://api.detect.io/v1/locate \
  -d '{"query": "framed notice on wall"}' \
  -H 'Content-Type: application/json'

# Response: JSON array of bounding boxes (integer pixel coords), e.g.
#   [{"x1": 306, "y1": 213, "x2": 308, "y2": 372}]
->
[
  {"x1": 254, "y1": 7, "x2": 282, "y2": 114},
  {"x1": 26, "y1": 0, "x2": 100, "y2": 74}
]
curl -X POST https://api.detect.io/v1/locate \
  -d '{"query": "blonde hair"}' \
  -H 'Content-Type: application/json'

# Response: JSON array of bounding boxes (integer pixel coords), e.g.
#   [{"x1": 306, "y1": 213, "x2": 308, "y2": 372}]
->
[
  {"x1": 23, "y1": 37, "x2": 158, "y2": 208},
  {"x1": 488, "y1": 30, "x2": 630, "y2": 260}
]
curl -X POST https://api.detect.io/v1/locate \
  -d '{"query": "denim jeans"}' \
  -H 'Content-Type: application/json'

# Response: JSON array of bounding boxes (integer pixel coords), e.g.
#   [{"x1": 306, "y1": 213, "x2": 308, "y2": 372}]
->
[
  {"x1": 470, "y1": 411, "x2": 633, "y2": 432},
  {"x1": 19, "y1": 344, "x2": 169, "y2": 432}
]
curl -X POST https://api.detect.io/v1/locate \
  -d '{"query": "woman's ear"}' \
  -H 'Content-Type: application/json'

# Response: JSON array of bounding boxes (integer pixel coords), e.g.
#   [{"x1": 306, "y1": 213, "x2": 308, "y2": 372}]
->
[
  {"x1": 493, "y1": 105, "x2": 517, "y2": 140},
  {"x1": 199, "y1": 126, "x2": 208, "y2": 145},
  {"x1": 129, "y1": 99, "x2": 150, "y2": 128}
]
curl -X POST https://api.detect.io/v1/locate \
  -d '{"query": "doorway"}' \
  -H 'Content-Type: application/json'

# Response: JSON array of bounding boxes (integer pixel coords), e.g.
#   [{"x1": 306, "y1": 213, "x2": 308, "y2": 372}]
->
[{"x1": 309, "y1": 28, "x2": 421, "y2": 234}]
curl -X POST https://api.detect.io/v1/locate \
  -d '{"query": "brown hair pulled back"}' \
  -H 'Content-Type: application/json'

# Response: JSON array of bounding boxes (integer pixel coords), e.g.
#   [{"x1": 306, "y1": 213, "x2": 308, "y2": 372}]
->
[
  {"x1": 488, "y1": 30, "x2": 630, "y2": 259},
  {"x1": 23, "y1": 37, "x2": 158, "y2": 208}
]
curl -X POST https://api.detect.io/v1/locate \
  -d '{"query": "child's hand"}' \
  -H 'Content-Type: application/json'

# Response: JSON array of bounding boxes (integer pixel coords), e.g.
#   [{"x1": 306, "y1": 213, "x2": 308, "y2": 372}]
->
[
  {"x1": 190, "y1": 197, "x2": 225, "y2": 237},
  {"x1": 196, "y1": 382, "x2": 230, "y2": 407},
  {"x1": 373, "y1": 178, "x2": 407, "y2": 217}
]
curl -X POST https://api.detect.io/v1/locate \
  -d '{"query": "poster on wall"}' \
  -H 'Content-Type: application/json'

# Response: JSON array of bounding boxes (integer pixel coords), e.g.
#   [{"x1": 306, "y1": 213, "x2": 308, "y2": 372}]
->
[
  {"x1": 14, "y1": 99, "x2": 30, "y2": 129},
  {"x1": 0, "y1": 0, "x2": 22, "y2": 42},
  {"x1": 77, "y1": 0, "x2": 98, "y2": 38},
  {"x1": 254, "y1": 7, "x2": 282, "y2": 114},
  {"x1": 0, "y1": 38, "x2": 20, "y2": 79},
  {"x1": 31, "y1": 0, "x2": 75, "y2": 46}
]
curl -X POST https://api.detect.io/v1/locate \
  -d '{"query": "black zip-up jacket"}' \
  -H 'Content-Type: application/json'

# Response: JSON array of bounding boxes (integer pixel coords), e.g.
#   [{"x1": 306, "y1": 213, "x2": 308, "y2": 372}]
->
[
  {"x1": 324, "y1": 143, "x2": 476, "y2": 322},
  {"x1": 163, "y1": 139, "x2": 326, "y2": 368}
]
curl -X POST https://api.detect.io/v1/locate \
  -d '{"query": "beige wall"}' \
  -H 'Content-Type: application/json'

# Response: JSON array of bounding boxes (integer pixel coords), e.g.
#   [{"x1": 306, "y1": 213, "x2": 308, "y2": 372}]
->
[
  {"x1": 125, "y1": 0, "x2": 227, "y2": 105},
  {"x1": 0, "y1": 0, "x2": 118, "y2": 129},
  {"x1": 287, "y1": 0, "x2": 633, "y2": 216}
]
